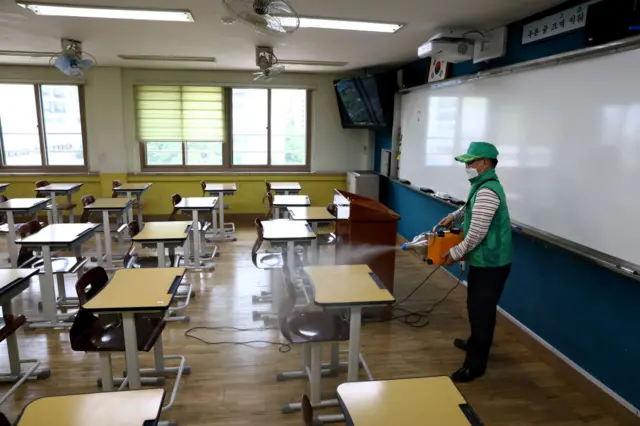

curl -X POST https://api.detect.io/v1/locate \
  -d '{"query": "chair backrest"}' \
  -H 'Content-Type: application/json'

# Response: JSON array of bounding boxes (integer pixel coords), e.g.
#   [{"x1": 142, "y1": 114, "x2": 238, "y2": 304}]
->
[
  {"x1": 264, "y1": 192, "x2": 274, "y2": 219},
  {"x1": 0, "y1": 412, "x2": 11, "y2": 426},
  {"x1": 35, "y1": 180, "x2": 50, "y2": 198},
  {"x1": 0, "y1": 195, "x2": 7, "y2": 204},
  {"x1": 75, "y1": 266, "x2": 109, "y2": 305},
  {"x1": 301, "y1": 395, "x2": 314, "y2": 426},
  {"x1": 17, "y1": 220, "x2": 42, "y2": 266},
  {"x1": 127, "y1": 220, "x2": 140, "y2": 237},
  {"x1": 112, "y1": 180, "x2": 122, "y2": 198},
  {"x1": 265, "y1": 180, "x2": 271, "y2": 192},
  {"x1": 169, "y1": 194, "x2": 182, "y2": 221},
  {"x1": 80, "y1": 195, "x2": 96, "y2": 223},
  {"x1": 200, "y1": 180, "x2": 206, "y2": 196},
  {"x1": 251, "y1": 219, "x2": 264, "y2": 267},
  {"x1": 277, "y1": 267, "x2": 298, "y2": 340}
]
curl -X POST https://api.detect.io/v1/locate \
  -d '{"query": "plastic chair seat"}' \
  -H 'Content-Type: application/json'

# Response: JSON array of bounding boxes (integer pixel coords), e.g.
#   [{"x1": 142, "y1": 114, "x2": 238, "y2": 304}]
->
[
  {"x1": 255, "y1": 252, "x2": 283, "y2": 269},
  {"x1": 21, "y1": 257, "x2": 88, "y2": 274},
  {"x1": 0, "y1": 315, "x2": 26, "y2": 342},
  {"x1": 281, "y1": 311, "x2": 350, "y2": 344},
  {"x1": 198, "y1": 221, "x2": 211, "y2": 232},
  {"x1": 45, "y1": 203, "x2": 77, "y2": 211},
  {"x1": 131, "y1": 256, "x2": 161, "y2": 268},
  {"x1": 0, "y1": 223, "x2": 24, "y2": 234},
  {"x1": 70, "y1": 313, "x2": 166, "y2": 352},
  {"x1": 316, "y1": 233, "x2": 336, "y2": 246}
]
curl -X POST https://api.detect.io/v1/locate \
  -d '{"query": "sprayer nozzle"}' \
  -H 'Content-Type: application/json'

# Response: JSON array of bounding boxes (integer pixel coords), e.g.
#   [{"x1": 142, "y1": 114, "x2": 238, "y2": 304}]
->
[{"x1": 401, "y1": 243, "x2": 408, "y2": 251}]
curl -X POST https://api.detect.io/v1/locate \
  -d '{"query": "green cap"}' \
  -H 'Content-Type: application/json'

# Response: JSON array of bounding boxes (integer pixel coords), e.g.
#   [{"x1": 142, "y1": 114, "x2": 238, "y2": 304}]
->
[{"x1": 455, "y1": 141, "x2": 499, "y2": 163}]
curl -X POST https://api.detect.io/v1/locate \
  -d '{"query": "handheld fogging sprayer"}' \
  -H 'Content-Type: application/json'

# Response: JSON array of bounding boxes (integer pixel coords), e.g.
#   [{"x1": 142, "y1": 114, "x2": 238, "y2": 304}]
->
[{"x1": 401, "y1": 225, "x2": 464, "y2": 265}]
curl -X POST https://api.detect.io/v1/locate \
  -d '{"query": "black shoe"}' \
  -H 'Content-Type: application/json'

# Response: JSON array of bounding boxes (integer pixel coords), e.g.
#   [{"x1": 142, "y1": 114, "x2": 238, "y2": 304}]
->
[
  {"x1": 450, "y1": 367, "x2": 485, "y2": 383},
  {"x1": 453, "y1": 338, "x2": 468, "y2": 352}
]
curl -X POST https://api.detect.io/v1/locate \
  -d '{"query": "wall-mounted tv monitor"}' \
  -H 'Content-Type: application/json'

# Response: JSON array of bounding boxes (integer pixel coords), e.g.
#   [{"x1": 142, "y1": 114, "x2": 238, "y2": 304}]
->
[{"x1": 334, "y1": 76, "x2": 388, "y2": 129}]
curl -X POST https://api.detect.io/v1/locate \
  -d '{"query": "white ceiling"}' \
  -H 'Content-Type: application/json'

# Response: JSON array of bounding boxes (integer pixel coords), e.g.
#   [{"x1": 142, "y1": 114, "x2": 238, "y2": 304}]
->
[{"x1": 0, "y1": 0, "x2": 568, "y2": 72}]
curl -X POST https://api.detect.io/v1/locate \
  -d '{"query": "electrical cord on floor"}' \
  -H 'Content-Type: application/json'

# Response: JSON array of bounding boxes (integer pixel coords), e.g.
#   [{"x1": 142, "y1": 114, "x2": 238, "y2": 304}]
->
[{"x1": 184, "y1": 326, "x2": 292, "y2": 353}]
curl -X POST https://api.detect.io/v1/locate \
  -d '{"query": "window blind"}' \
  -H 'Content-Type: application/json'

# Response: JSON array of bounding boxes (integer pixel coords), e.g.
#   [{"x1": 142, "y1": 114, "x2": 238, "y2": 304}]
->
[{"x1": 135, "y1": 85, "x2": 225, "y2": 142}]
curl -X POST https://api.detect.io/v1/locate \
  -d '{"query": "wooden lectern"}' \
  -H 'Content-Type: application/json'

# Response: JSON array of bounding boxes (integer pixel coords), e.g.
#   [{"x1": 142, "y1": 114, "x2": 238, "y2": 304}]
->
[{"x1": 330, "y1": 190, "x2": 400, "y2": 317}]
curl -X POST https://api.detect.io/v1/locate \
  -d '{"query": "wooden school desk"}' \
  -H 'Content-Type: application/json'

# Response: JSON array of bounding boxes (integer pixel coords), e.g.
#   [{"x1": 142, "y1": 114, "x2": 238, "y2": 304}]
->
[
  {"x1": 174, "y1": 196, "x2": 217, "y2": 268},
  {"x1": 17, "y1": 223, "x2": 100, "y2": 329},
  {"x1": 270, "y1": 181, "x2": 301, "y2": 195},
  {"x1": 306, "y1": 265, "x2": 395, "y2": 382},
  {"x1": 83, "y1": 197, "x2": 134, "y2": 268},
  {"x1": 287, "y1": 206, "x2": 336, "y2": 262},
  {"x1": 0, "y1": 183, "x2": 9, "y2": 193},
  {"x1": 0, "y1": 269, "x2": 50, "y2": 404},
  {"x1": 204, "y1": 183, "x2": 237, "y2": 241},
  {"x1": 34, "y1": 183, "x2": 83, "y2": 224},
  {"x1": 337, "y1": 376, "x2": 483, "y2": 426},
  {"x1": 15, "y1": 388, "x2": 166, "y2": 426},
  {"x1": 112, "y1": 183, "x2": 152, "y2": 225},
  {"x1": 0, "y1": 198, "x2": 50, "y2": 268},
  {"x1": 83, "y1": 268, "x2": 187, "y2": 391},
  {"x1": 272, "y1": 194, "x2": 310, "y2": 218}
]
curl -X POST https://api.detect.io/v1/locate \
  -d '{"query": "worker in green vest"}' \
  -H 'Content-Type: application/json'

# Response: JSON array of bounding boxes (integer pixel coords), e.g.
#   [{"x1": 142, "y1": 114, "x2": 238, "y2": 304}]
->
[{"x1": 439, "y1": 141, "x2": 512, "y2": 383}]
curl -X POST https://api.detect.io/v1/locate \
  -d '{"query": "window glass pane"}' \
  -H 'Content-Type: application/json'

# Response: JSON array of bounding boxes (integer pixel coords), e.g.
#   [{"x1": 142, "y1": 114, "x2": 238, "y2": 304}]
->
[
  {"x1": 186, "y1": 142, "x2": 222, "y2": 166},
  {"x1": 232, "y1": 88, "x2": 268, "y2": 165},
  {"x1": 0, "y1": 84, "x2": 42, "y2": 166},
  {"x1": 271, "y1": 89, "x2": 307, "y2": 166},
  {"x1": 41, "y1": 85, "x2": 84, "y2": 165},
  {"x1": 145, "y1": 142, "x2": 183, "y2": 166}
]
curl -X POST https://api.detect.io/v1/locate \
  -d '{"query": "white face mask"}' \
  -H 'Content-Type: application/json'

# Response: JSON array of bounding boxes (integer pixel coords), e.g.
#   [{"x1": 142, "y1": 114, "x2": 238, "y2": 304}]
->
[{"x1": 465, "y1": 167, "x2": 479, "y2": 180}]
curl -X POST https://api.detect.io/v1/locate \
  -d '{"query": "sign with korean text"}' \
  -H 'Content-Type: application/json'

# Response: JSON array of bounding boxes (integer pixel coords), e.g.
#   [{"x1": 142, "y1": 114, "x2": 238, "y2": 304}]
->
[{"x1": 522, "y1": 1, "x2": 598, "y2": 45}]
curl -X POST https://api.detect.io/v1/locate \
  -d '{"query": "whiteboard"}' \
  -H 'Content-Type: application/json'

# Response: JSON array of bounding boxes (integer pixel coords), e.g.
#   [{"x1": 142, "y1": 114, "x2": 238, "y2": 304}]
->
[{"x1": 399, "y1": 48, "x2": 640, "y2": 265}]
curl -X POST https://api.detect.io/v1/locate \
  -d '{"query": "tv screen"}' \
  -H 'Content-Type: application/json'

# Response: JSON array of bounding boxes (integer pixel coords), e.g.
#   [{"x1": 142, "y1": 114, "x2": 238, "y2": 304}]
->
[{"x1": 334, "y1": 76, "x2": 386, "y2": 129}]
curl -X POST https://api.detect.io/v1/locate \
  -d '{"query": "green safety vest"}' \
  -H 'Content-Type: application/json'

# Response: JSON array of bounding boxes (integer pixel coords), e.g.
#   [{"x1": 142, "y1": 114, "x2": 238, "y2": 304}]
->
[{"x1": 463, "y1": 169, "x2": 512, "y2": 267}]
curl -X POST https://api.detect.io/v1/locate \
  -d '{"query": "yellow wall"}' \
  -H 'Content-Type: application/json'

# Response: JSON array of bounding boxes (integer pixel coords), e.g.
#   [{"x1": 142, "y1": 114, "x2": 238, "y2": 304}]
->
[{"x1": 1, "y1": 174, "x2": 346, "y2": 216}]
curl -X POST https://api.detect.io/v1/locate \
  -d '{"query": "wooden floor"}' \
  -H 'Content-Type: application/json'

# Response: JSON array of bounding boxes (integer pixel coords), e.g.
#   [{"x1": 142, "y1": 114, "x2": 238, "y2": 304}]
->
[{"x1": 0, "y1": 226, "x2": 624, "y2": 425}]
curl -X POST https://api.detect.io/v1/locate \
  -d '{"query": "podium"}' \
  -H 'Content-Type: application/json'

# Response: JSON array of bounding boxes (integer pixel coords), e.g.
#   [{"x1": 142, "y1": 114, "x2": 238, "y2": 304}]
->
[{"x1": 330, "y1": 190, "x2": 400, "y2": 316}]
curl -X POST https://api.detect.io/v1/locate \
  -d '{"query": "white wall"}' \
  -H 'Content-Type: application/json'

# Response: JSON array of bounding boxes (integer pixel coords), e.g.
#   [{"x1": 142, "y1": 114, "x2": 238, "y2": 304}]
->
[{"x1": 0, "y1": 65, "x2": 371, "y2": 173}]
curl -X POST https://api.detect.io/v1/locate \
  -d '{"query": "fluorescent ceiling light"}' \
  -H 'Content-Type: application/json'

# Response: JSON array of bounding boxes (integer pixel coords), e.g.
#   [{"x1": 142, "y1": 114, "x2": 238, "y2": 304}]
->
[
  {"x1": 16, "y1": 2, "x2": 194, "y2": 22},
  {"x1": 280, "y1": 16, "x2": 403, "y2": 33},
  {"x1": 278, "y1": 59, "x2": 348, "y2": 67},
  {"x1": 119, "y1": 55, "x2": 216, "y2": 62}
]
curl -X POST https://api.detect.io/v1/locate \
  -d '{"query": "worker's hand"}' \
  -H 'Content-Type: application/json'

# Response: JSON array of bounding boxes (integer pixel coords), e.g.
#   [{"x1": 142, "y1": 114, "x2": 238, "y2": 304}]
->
[
  {"x1": 441, "y1": 251, "x2": 456, "y2": 266},
  {"x1": 438, "y1": 215, "x2": 454, "y2": 229}
]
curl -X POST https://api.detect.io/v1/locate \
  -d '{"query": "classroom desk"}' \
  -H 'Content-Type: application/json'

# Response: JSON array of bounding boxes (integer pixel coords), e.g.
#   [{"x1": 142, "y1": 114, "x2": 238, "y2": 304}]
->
[
  {"x1": 34, "y1": 183, "x2": 83, "y2": 224},
  {"x1": 262, "y1": 219, "x2": 316, "y2": 270},
  {"x1": 337, "y1": 376, "x2": 482, "y2": 426},
  {"x1": 270, "y1": 182, "x2": 301, "y2": 195},
  {"x1": 204, "y1": 183, "x2": 236, "y2": 241},
  {"x1": 112, "y1": 183, "x2": 152, "y2": 226},
  {"x1": 175, "y1": 197, "x2": 218, "y2": 269},
  {"x1": 288, "y1": 207, "x2": 336, "y2": 263},
  {"x1": 84, "y1": 198, "x2": 134, "y2": 268},
  {"x1": 0, "y1": 183, "x2": 9, "y2": 193},
  {"x1": 273, "y1": 194, "x2": 310, "y2": 218},
  {"x1": 15, "y1": 389, "x2": 166, "y2": 426},
  {"x1": 83, "y1": 268, "x2": 187, "y2": 391},
  {"x1": 0, "y1": 269, "x2": 49, "y2": 404},
  {"x1": 17, "y1": 223, "x2": 100, "y2": 328},
  {"x1": 306, "y1": 264, "x2": 394, "y2": 382},
  {"x1": 0, "y1": 198, "x2": 50, "y2": 268}
]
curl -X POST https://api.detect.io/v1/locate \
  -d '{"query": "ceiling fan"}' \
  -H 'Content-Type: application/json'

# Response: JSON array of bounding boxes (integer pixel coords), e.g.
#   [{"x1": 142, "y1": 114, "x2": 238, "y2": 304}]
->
[
  {"x1": 253, "y1": 46, "x2": 285, "y2": 81},
  {"x1": 222, "y1": 0, "x2": 299, "y2": 36},
  {"x1": 49, "y1": 39, "x2": 96, "y2": 77}
]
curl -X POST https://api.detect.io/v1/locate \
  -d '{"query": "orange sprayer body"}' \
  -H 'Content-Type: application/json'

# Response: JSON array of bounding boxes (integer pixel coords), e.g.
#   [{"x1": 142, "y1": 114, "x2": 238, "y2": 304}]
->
[{"x1": 426, "y1": 228, "x2": 464, "y2": 265}]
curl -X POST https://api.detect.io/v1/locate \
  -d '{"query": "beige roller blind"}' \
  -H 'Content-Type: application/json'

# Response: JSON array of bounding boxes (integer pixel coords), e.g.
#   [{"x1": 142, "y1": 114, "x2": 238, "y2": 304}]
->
[{"x1": 135, "y1": 85, "x2": 225, "y2": 142}]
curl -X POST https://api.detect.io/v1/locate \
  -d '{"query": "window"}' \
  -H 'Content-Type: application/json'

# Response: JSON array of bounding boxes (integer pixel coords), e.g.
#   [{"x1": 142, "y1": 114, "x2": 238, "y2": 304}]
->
[
  {"x1": 0, "y1": 84, "x2": 86, "y2": 169},
  {"x1": 134, "y1": 85, "x2": 310, "y2": 171},
  {"x1": 136, "y1": 86, "x2": 225, "y2": 169},
  {"x1": 231, "y1": 88, "x2": 308, "y2": 168}
]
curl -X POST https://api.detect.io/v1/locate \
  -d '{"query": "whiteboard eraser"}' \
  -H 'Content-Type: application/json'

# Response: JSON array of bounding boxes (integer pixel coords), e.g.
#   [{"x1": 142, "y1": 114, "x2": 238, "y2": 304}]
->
[{"x1": 399, "y1": 179, "x2": 411, "y2": 185}]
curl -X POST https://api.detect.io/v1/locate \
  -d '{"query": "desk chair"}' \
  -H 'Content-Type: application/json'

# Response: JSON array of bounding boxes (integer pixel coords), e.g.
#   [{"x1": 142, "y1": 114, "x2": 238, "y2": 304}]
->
[
  {"x1": 82, "y1": 194, "x2": 128, "y2": 264},
  {"x1": 199, "y1": 181, "x2": 231, "y2": 213},
  {"x1": 124, "y1": 221, "x2": 192, "y2": 323},
  {"x1": 301, "y1": 395, "x2": 316, "y2": 426},
  {"x1": 0, "y1": 413, "x2": 9, "y2": 426},
  {"x1": 279, "y1": 268, "x2": 349, "y2": 414},
  {"x1": 251, "y1": 218, "x2": 284, "y2": 319},
  {"x1": 17, "y1": 221, "x2": 88, "y2": 311},
  {"x1": 70, "y1": 267, "x2": 167, "y2": 389},
  {"x1": 170, "y1": 193, "x2": 214, "y2": 259},
  {"x1": 35, "y1": 180, "x2": 76, "y2": 224},
  {"x1": 264, "y1": 192, "x2": 274, "y2": 219}
]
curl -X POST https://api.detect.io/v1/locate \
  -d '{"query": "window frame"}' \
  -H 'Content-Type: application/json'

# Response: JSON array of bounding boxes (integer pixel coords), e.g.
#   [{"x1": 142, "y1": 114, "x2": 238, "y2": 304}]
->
[
  {"x1": 139, "y1": 86, "x2": 312, "y2": 172},
  {"x1": 0, "y1": 84, "x2": 88, "y2": 172}
]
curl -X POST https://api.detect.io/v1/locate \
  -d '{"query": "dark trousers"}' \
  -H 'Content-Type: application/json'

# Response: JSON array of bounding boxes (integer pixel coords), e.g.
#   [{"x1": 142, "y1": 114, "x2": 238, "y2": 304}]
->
[{"x1": 464, "y1": 264, "x2": 511, "y2": 372}]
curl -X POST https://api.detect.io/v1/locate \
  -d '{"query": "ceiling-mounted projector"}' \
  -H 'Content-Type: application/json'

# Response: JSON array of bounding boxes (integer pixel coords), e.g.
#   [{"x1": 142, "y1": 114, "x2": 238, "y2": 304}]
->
[{"x1": 417, "y1": 29, "x2": 474, "y2": 63}]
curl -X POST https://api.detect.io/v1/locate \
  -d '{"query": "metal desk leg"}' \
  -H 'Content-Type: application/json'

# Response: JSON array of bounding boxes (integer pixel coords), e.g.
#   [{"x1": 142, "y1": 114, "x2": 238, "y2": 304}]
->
[
  {"x1": 95, "y1": 232, "x2": 104, "y2": 268},
  {"x1": 347, "y1": 306, "x2": 362, "y2": 382},
  {"x1": 136, "y1": 194, "x2": 144, "y2": 225},
  {"x1": 218, "y1": 192, "x2": 225, "y2": 238},
  {"x1": 287, "y1": 241, "x2": 295, "y2": 273},
  {"x1": 311, "y1": 223, "x2": 319, "y2": 264},
  {"x1": 50, "y1": 192, "x2": 58, "y2": 224},
  {"x1": 211, "y1": 206, "x2": 218, "y2": 240},
  {"x1": 6, "y1": 211, "x2": 17, "y2": 268},
  {"x1": 122, "y1": 312, "x2": 142, "y2": 389},
  {"x1": 102, "y1": 210, "x2": 113, "y2": 268},
  {"x1": 67, "y1": 193, "x2": 74, "y2": 223},
  {"x1": 192, "y1": 210, "x2": 201, "y2": 264},
  {"x1": 275, "y1": 207, "x2": 280, "y2": 219},
  {"x1": 157, "y1": 242, "x2": 165, "y2": 268}
]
